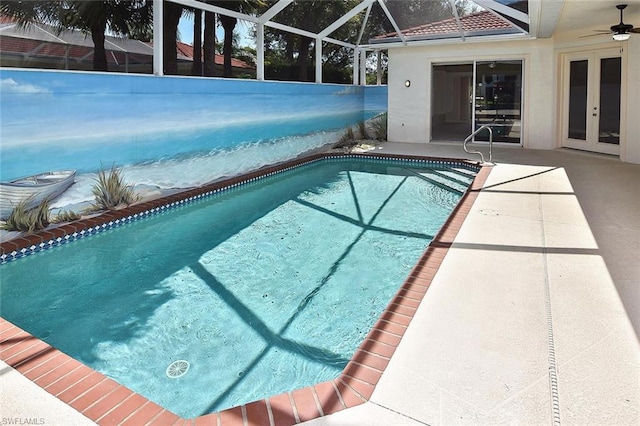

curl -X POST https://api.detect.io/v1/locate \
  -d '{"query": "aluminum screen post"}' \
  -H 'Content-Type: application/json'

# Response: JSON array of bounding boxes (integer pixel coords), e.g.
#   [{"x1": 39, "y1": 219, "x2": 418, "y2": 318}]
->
[
  {"x1": 256, "y1": 23, "x2": 265, "y2": 81},
  {"x1": 360, "y1": 49, "x2": 367, "y2": 86},
  {"x1": 153, "y1": 0, "x2": 163, "y2": 76},
  {"x1": 353, "y1": 48, "x2": 360, "y2": 85},
  {"x1": 316, "y1": 39, "x2": 322, "y2": 83},
  {"x1": 377, "y1": 51, "x2": 382, "y2": 85}
]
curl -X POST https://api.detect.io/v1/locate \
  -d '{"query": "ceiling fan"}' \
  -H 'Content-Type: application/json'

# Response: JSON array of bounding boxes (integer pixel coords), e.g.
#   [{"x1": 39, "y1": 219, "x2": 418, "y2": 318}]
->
[{"x1": 581, "y1": 4, "x2": 639, "y2": 40}]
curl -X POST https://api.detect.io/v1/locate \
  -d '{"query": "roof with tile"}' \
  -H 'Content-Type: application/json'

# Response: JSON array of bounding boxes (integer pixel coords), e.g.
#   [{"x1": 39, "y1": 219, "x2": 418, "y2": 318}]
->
[
  {"x1": 0, "y1": 16, "x2": 254, "y2": 70},
  {"x1": 375, "y1": 10, "x2": 517, "y2": 40},
  {"x1": 176, "y1": 41, "x2": 254, "y2": 70}
]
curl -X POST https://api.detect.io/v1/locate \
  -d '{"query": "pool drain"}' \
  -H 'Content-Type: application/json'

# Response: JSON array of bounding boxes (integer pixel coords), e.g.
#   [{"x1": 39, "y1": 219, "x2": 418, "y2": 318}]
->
[{"x1": 166, "y1": 360, "x2": 190, "y2": 378}]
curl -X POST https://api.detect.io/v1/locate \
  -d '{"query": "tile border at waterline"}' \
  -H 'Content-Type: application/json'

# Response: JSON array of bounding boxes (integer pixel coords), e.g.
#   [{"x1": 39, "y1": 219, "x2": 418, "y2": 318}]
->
[
  {"x1": 0, "y1": 153, "x2": 479, "y2": 263},
  {"x1": 0, "y1": 153, "x2": 490, "y2": 425}
]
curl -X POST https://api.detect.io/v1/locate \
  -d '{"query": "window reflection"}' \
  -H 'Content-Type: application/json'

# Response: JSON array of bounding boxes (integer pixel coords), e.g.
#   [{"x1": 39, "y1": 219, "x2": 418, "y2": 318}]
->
[
  {"x1": 599, "y1": 57, "x2": 621, "y2": 145},
  {"x1": 474, "y1": 60, "x2": 523, "y2": 143},
  {"x1": 568, "y1": 60, "x2": 588, "y2": 140}
]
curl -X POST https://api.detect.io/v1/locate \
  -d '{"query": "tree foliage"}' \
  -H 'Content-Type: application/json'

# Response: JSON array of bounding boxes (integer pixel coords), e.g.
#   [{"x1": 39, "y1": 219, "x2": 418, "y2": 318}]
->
[
  {"x1": 1, "y1": 0, "x2": 151, "y2": 72},
  {"x1": 1, "y1": 0, "x2": 480, "y2": 78},
  {"x1": 209, "y1": 1, "x2": 264, "y2": 77},
  {"x1": 259, "y1": 0, "x2": 361, "y2": 82},
  {"x1": 256, "y1": 0, "x2": 478, "y2": 83},
  {"x1": 163, "y1": 1, "x2": 183, "y2": 75}
]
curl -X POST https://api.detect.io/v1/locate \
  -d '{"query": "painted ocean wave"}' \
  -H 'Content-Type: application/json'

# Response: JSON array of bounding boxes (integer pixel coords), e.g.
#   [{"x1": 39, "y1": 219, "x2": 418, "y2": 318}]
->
[{"x1": 49, "y1": 130, "x2": 342, "y2": 213}]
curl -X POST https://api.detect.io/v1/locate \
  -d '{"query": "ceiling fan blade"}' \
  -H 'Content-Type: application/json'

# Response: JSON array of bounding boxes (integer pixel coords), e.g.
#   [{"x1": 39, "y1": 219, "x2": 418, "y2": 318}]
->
[
  {"x1": 578, "y1": 6, "x2": 637, "y2": 40},
  {"x1": 579, "y1": 32, "x2": 609, "y2": 38}
]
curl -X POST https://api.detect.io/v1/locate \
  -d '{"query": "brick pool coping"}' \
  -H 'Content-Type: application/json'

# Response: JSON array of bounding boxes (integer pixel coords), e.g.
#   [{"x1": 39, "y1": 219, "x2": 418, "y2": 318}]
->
[{"x1": 0, "y1": 153, "x2": 490, "y2": 425}]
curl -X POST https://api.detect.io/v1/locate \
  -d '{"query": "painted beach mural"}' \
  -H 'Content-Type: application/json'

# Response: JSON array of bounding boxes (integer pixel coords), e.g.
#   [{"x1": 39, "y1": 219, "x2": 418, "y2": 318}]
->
[{"x1": 0, "y1": 69, "x2": 387, "y2": 218}]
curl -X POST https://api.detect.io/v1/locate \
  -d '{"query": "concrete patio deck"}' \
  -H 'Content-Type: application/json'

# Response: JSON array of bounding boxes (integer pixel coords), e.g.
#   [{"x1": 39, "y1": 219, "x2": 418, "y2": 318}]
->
[
  {"x1": 1, "y1": 143, "x2": 638, "y2": 425},
  {"x1": 304, "y1": 142, "x2": 640, "y2": 425}
]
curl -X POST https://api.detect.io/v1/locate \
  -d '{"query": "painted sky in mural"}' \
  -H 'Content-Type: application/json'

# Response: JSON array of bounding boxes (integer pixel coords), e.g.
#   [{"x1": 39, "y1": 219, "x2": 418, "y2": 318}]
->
[{"x1": 0, "y1": 70, "x2": 387, "y2": 212}]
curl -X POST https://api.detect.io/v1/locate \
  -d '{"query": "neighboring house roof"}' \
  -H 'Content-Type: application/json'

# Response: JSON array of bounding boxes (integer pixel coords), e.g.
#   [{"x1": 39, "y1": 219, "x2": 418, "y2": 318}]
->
[
  {"x1": 176, "y1": 41, "x2": 254, "y2": 70},
  {"x1": 374, "y1": 10, "x2": 519, "y2": 42},
  {"x1": 0, "y1": 16, "x2": 254, "y2": 70},
  {"x1": 0, "y1": 17, "x2": 159, "y2": 54},
  {"x1": 0, "y1": 35, "x2": 152, "y2": 67}
]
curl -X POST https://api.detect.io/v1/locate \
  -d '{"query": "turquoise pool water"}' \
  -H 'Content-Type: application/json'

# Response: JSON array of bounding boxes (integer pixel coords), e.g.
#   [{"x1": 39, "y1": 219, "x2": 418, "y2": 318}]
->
[{"x1": 0, "y1": 158, "x2": 474, "y2": 418}]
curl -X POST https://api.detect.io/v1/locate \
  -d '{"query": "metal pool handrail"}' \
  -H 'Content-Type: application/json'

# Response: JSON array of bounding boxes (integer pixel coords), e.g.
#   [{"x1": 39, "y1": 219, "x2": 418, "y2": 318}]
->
[{"x1": 464, "y1": 124, "x2": 493, "y2": 164}]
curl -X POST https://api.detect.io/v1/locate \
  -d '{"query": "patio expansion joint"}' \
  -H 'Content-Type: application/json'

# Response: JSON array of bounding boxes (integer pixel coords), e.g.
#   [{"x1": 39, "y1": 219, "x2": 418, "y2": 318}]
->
[
  {"x1": 538, "y1": 181, "x2": 562, "y2": 426},
  {"x1": 554, "y1": 321, "x2": 632, "y2": 369},
  {"x1": 483, "y1": 373, "x2": 552, "y2": 417},
  {"x1": 474, "y1": 167, "x2": 563, "y2": 422},
  {"x1": 367, "y1": 400, "x2": 432, "y2": 426}
]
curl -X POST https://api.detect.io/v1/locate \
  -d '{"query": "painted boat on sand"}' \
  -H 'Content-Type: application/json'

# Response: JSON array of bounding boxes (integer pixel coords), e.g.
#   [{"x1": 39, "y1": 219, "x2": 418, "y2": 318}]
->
[{"x1": 0, "y1": 170, "x2": 76, "y2": 219}]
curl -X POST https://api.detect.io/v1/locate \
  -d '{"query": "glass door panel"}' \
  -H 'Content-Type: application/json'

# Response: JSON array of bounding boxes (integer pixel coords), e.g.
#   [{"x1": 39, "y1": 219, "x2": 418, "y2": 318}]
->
[
  {"x1": 598, "y1": 57, "x2": 621, "y2": 144},
  {"x1": 568, "y1": 60, "x2": 588, "y2": 140},
  {"x1": 474, "y1": 61, "x2": 522, "y2": 143},
  {"x1": 431, "y1": 64, "x2": 473, "y2": 141},
  {"x1": 562, "y1": 50, "x2": 621, "y2": 156}
]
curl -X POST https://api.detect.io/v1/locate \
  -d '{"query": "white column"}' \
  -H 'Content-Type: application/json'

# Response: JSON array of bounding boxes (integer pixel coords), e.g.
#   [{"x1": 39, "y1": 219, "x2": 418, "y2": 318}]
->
[
  {"x1": 315, "y1": 39, "x2": 322, "y2": 83},
  {"x1": 353, "y1": 48, "x2": 360, "y2": 85},
  {"x1": 360, "y1": 49, "x2": 367, "y2": 86},
  {"x1": 256, "y1": 23, "x2": 264, "y2": 80},
  {"x1": 376, "y1": 50, "x2": 382, "y2": 85},
  {"x1": 153, "y1": 0, "x2": 163, "y2": 76}
]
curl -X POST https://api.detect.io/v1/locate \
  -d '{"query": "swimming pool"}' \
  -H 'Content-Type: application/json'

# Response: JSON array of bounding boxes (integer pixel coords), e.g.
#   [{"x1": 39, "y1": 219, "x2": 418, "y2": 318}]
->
[{"x1": 0, "y1": 154, "x2": 480, "y2": 421}]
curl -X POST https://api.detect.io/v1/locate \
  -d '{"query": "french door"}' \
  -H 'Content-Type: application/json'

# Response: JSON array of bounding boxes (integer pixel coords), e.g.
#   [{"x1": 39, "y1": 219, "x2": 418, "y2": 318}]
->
[{"x1": 562, "y1": 50, "x2": 622, "y2": 155}]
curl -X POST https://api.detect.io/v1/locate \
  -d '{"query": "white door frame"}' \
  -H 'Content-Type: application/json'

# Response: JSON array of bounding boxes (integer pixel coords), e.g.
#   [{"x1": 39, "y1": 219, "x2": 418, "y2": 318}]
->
[{"x1": 561, "y1": 48, "x2": 624, "y2": 156}]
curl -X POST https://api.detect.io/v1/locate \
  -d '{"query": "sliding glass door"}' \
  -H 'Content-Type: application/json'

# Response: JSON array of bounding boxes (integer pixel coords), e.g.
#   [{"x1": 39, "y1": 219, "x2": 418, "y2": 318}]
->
[
  {"x1": 431, "y1": 64, "x2": 474, "y2": 141},
  {"x1": 473, "y1": 61, "x2": 522, "y2": 143},
  {"x1": 431, "y1": 60, "x2": 523, "y2": 144}
]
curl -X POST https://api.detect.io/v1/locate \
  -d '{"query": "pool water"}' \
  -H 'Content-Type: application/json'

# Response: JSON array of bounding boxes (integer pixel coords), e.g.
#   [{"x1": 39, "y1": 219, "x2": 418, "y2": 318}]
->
[{"x1": 0, "y1": 158, "x2": 474, "y2": 418}]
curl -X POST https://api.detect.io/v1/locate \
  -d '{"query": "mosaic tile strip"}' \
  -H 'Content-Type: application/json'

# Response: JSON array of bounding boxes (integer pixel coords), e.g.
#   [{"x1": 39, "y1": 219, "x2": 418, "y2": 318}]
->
[{"x1": 0, "y1": 153, "x2": 480, "y2": 263}]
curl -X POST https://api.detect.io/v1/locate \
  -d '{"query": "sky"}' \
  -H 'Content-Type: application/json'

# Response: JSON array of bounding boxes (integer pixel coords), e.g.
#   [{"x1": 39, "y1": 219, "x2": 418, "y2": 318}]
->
[{"x1": 178, "y1": 15, "x2": 255, "y2": 48}]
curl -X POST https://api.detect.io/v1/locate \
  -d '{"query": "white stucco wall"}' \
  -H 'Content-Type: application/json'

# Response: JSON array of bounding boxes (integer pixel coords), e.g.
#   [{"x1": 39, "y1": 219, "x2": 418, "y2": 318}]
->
[
  {"x1": 386, "y1": 35, "x2": 640, "y2": 164},
  {"x1": 387, "y1": 38, "x2": 555, "y2": 150},
  {"x1": 623, "y1": 35, "x2": 640, "y2": 164}
]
